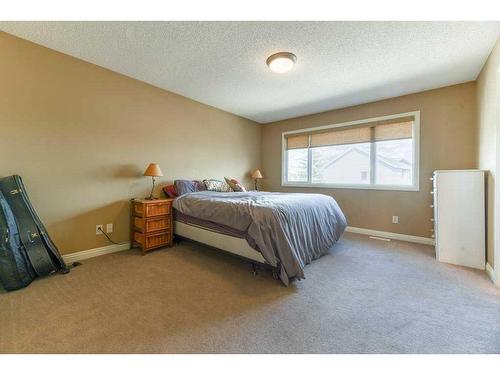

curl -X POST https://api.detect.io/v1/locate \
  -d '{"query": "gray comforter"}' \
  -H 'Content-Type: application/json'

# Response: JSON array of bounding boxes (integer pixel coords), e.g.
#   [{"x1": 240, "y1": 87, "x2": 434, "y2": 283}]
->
[{"x1": 173, "y1": 191, "x2": 347, "y2": 285}]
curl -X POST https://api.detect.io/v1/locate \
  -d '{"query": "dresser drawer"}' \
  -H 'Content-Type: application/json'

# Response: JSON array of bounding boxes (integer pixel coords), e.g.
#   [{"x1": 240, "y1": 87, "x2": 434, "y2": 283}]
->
[
  {"x1": 134, "y1": 216, "x2": 171, "y2": 233},
  {"x1": 134, "y1": 231, "x2": 171, "y2": 249}
]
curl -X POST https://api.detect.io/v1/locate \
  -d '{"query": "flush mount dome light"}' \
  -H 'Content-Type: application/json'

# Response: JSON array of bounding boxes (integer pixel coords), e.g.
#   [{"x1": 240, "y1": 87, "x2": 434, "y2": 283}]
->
[{"x1": 266, "y1": 52, "x2": 297, "y2": 74}]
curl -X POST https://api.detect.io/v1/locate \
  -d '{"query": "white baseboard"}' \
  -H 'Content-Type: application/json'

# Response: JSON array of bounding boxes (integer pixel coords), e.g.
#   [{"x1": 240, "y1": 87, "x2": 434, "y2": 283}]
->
[
  {"x1": 63, "y1": 227, "x2": 433, "y2": 263},
  {"x1": 346, "y1": 226, "x2": 435, "y2": 246},
  {"x1": 486, "y1": 263, "x2": 496, "y2": 284},
  {"x1": 63, "y1": 242, "x2": 131, "y2": 263}
]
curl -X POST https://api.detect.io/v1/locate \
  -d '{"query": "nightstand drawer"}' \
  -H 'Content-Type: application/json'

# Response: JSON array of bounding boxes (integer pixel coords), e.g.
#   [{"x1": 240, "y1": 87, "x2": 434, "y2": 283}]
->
[
  {"x1": 134, "y1": 216, "x2": 171, "y2": 233},
  {"x1": 146, "y1": 203, "x2": 171, "y2": 217},
  {"x1": 133, "y1": 201, "x2": 171, "y2": 217},
  {"x1": 134, "y1": 231, "x2": 171, "y2": 249}
]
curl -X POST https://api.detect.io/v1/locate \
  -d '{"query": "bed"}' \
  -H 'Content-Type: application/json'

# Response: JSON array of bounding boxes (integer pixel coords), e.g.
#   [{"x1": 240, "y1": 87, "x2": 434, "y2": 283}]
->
[{"x1": 173, "y1": 190, "x2": 347, "y2": 285}]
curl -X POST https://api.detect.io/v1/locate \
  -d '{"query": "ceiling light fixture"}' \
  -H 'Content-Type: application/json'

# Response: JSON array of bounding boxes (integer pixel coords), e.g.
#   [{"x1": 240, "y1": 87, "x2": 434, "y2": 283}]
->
[{"x1": 266, "y1": 52, "x2": 297, "y2": 74}]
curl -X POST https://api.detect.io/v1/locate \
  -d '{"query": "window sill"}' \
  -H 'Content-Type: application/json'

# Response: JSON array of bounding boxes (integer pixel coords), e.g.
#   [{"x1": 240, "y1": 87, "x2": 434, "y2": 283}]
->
[{"x1": 281, "y1": 182, "x2": 420, "y2": 192}]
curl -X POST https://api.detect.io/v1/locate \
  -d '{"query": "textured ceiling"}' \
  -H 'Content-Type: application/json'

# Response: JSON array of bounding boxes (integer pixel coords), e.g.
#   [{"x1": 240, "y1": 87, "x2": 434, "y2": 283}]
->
[{"x1": 1, "y1": 21, "x2": 499, "y2": 123}]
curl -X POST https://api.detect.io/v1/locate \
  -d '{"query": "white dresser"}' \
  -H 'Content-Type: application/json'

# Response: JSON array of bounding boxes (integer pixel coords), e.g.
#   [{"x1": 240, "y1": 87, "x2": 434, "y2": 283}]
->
[{"x1": 431, "y1": 170, "x2": 486, "y2": 270}]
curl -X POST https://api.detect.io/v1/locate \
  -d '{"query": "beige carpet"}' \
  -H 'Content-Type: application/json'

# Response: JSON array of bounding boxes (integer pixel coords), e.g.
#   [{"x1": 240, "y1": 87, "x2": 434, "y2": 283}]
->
[{"x1": 1, "y1": 232, "x2": 499, "y2": 353}]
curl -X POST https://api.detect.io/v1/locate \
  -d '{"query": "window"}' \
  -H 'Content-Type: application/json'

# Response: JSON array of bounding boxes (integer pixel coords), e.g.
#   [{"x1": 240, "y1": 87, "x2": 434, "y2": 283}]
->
[{"x1": 282, "y1": 111, "x2": 420, "y2": 191}]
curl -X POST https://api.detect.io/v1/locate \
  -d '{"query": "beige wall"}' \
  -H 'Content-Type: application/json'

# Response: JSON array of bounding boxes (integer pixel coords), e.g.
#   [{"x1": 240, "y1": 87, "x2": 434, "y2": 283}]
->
[
  {"x1": 0, "y1": 32, "x2": 261, "y2": 255},
  {"x1": 261, "y1": 82, "x2": 477, "y2": 239},
  {"x1": 477, "y1": 37, "x2": 500, "y2": 269}
]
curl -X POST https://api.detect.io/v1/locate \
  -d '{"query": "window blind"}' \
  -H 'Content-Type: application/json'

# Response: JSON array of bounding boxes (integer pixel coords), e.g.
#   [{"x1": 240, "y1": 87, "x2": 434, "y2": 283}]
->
[
  {"x1": 285, "y1": 117, "x2": 414, "y2": 150},
  {"x1": 310, "y1": 126, "x2": 371, "y2": 147},
  {"x1": 374, "y1": 120, "x2": 413, "y2": 142},
  {"x1": 286, "y1": 134, "x2": 309, "y2": 149}
]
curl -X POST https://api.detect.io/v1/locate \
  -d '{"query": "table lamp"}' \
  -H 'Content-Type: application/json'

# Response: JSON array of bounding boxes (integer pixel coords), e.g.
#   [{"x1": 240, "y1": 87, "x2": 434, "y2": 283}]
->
[
  {"x1": 144, "y1": 163, "x2": 163, "y2": 200},
  {"x1": 251, "y1": 169, "x2": 263, "y2": 191}
]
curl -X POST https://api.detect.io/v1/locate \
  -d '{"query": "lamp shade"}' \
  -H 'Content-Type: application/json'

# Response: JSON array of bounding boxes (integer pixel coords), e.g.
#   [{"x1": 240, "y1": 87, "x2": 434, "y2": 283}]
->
[
  {"x1": 251, "y1": 169, "x2": 263, "y2": 179},
  {"x1": 143, "y1": 163, "x2": 163, "y2": 177}
]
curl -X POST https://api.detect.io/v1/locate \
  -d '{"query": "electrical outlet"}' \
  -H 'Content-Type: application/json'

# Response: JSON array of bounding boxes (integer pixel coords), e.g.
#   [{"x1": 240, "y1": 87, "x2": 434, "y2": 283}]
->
[
  {"x1": 392, "y1": 216, "x2": 399, "y2": 224},
  {"x1": 106, "y1": 223, "x2": 113, "y2": 233},
  {"x1": 96, "y1": 224, "x2": 103, "y2": 235}
]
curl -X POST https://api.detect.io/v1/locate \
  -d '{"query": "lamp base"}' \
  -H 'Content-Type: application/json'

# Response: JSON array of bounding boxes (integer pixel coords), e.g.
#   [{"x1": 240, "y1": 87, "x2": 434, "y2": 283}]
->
[{"x1": 145, "y1": 176, "x2": 158, "y2": 200}]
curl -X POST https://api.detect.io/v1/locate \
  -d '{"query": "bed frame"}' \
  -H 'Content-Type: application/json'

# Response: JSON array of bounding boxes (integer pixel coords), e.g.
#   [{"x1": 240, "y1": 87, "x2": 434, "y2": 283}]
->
[{"x1": 174, "y1": 220, "x2": 279, "y2": 278}]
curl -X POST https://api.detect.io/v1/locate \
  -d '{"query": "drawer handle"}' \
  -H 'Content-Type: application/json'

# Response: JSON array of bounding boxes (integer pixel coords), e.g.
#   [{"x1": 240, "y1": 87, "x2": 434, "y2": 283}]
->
[
  {"x1": 429, "y1": 204, "x2": 434, "y2": 208},
  {"x1": 430, "y1": 191, "x2": 434, "y2": 195}
]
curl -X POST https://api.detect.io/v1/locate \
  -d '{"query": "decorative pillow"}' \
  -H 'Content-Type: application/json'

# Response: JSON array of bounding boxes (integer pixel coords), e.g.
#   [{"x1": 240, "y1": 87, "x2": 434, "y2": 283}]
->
[
  {"x1": 204, "y1": 179, "x2": 233, "y2": 192},
  {"x1": 193, "y1": 180, "x2": 207, "y2": 192},
  {"x1": 163, "y1": 184, "x2": 178, "y2": 198},
  {"x1": 224, "y1": 177, "x2": 247, "y2": 192},
  {"x1": 174, "y1": 180, "x2": 206, "y2": 196}
]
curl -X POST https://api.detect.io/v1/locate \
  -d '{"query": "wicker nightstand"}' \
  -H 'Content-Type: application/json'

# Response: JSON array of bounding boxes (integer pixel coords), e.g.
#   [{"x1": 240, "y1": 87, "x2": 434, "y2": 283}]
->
[{"x1": 131, "y1": 198, "x2": 174, "y2": 255}]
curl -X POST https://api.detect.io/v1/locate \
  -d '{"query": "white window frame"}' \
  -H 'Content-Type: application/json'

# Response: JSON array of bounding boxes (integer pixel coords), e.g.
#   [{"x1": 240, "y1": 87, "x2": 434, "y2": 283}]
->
[{"x1": 281, "y1": 111, "x2": 420, "y2": 192}]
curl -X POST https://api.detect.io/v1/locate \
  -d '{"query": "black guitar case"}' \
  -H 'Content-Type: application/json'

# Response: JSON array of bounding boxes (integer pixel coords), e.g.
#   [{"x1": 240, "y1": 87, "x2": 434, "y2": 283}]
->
[
  {"x1": 0, "y1": 191, "x2": 36, "y2": 290},
  {"x1": 0, "y1": 175, "x2": 68, "y2": 277}
]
